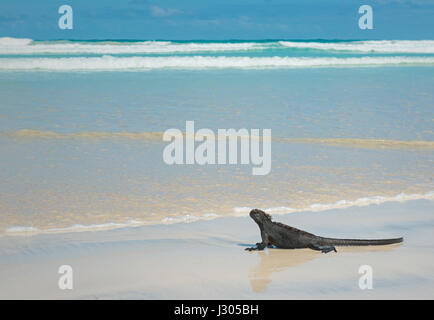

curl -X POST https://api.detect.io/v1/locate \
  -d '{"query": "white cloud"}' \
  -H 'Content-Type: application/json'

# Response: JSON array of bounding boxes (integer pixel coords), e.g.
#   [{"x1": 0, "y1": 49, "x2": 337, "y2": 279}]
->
[{"x1": 150, "y1": 5, "x2": 182, "y2": 17}]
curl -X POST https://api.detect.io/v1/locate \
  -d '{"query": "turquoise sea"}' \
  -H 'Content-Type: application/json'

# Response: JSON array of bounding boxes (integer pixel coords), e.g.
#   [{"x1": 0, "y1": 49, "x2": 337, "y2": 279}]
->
[{"x1": 0, "y1": 38, "x2": 433, "y2": 234}]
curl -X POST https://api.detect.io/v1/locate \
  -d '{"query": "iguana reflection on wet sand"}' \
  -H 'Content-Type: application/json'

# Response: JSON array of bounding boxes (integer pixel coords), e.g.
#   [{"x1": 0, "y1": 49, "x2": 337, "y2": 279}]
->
[
  {"x1": 246, "y1": 209, "x2": 403, "y2": 253},
  {"x1": 249, "y1": 244, "x2": 401, "y2": 292}
]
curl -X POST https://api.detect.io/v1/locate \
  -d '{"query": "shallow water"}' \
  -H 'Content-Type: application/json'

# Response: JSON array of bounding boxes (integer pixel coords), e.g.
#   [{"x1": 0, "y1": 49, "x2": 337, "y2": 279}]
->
[{"x1": 0, "y1": 39, "x2": 433, "y2": 234}]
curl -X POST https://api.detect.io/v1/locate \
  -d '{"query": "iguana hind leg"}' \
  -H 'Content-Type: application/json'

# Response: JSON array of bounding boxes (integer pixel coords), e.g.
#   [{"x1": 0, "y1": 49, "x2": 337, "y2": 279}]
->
[
  {"x1": 310, "y1": 243, "x2": 337, "y2": 254},
  {"x1": 256, "y1": 242, "x2": 273, "y2": 248}
]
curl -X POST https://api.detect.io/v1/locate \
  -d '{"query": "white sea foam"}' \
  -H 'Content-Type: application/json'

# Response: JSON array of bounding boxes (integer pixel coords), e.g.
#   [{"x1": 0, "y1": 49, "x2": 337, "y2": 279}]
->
[
  {"x1": 233, "y1": 191, "x2": 434, "y2": 216},
  {"x1": 0, "y1": 37, "x2": 33, "y2": 47},
  {"x1": 0, "y1": 55, "x2": 433, "y2": 71},
  {"x1": 59, "y1": 220, "x2": 144, "y2": 231},
  {"x1": 1, "y1": 38, "x2": 434, "y2": 54},
  {"x1": 3, "y1": 214, "x2": 220, "y2": 235},
  {"x1": 4, "y1": 226, "x2": 40, "y2": 233},
  {"x1": 3, "y1": 192, "x2": 433, "y2": 236},
  {"x1": 279, "y1": 40, "x2": 434, "y2": 53},
  {"x1": 161, "y1": 213, "x2": 219, "y2": 224},
  {"x1": 233, "y1": 206, "x2": 295, "y2": 216},
  {"x1": 4, "y1": 219, "x2": 144, "y2": 235},
  {"x1": 0, "y1": 38, "x2": 269, "y2": 54}
]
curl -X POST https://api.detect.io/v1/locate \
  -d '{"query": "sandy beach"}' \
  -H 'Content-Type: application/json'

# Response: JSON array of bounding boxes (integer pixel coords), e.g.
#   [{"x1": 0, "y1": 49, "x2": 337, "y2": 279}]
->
[
  {"x1": 1, "y1": 38, "x2": 433, "y2": 301},
  {"x1": 1, "y1": 0, "x2": 434, "y2": 304},
  {"x1": 1, "y1": 198, "x2": 433, "y2": 299}
]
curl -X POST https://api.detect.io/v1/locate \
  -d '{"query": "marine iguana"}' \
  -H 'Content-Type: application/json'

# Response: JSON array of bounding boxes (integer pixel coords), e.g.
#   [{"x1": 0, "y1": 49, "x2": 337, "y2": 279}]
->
[{"x1": 246, "y1": 209, "x2": 403, "y2": 253}]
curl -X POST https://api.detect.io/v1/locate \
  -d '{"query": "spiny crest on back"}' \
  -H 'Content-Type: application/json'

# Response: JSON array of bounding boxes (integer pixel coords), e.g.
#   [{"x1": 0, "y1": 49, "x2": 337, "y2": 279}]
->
[
  {"x1": 262, "y1": 211, "x2": 272, "y2": 221},
  {"x1": 271, "y1": 220, "x2": 316, "y2": 236}
]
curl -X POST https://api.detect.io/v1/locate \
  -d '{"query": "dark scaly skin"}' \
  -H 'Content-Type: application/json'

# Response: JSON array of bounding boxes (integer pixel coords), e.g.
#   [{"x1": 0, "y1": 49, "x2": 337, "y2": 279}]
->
[{"x1": 246, "y1": 209, "x2": 403, "y2": 253}]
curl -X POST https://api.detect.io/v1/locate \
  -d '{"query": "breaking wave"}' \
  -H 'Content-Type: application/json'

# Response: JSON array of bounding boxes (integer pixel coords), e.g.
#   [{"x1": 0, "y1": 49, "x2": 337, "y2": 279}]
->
[
  {"x1": 233, "y1": 191, "x2": 434, "y2": 216},
  {"x1": 0, "y1": 38, "x2": 272, "y2": 55},
  {"x1": 278, "y1": 40, "x2": 434, "y2": 53},
  {"x1": 1, "y1": 38, "x2": 434, "y2": 54},
  {"x1": 1, "y1": 55, "x2": 433, "y2": 71}
]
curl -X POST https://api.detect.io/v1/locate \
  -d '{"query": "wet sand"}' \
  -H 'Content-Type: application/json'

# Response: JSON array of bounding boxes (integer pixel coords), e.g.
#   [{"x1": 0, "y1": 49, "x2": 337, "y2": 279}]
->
[{"x1": 0, "y1": 199, "x2": 433, "y2": 299}]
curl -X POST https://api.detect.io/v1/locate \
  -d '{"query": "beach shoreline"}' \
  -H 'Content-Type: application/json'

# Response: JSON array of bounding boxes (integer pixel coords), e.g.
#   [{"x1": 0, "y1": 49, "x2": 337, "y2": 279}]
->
[{"x1": 1, "y1": 198, "x2": 433, "y2": 299}]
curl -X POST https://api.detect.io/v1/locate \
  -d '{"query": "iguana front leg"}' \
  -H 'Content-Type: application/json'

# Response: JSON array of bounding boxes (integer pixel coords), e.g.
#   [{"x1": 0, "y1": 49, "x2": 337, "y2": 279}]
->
[
  {"x1": 256, "y1": 242, "x2": 273, "y2": 248},
  {"x1": 245, "y1": 242, "x2": 267, "y2": 251},
  {"x1": 246, "y1": 232, "x2": 269, "y2": 251}
]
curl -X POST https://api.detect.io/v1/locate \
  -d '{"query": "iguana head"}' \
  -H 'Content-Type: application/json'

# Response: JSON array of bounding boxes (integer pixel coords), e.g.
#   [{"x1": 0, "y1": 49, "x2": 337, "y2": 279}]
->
[{"x1": 249, "y1": 209, "x2": 272, "y2": 225}]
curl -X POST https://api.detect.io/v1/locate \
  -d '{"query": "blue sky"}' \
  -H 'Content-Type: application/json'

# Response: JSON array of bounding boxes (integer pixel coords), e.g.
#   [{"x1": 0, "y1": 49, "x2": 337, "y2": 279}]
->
[{"x1": 0, "y1": 0, "x2": 433, "y2": 40}]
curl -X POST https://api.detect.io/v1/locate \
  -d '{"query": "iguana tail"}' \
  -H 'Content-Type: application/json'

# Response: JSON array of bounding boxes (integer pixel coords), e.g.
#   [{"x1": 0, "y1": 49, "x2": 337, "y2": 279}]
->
[{"x1": 318, "y1": 236, "x2": 403, "y2": 246}]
